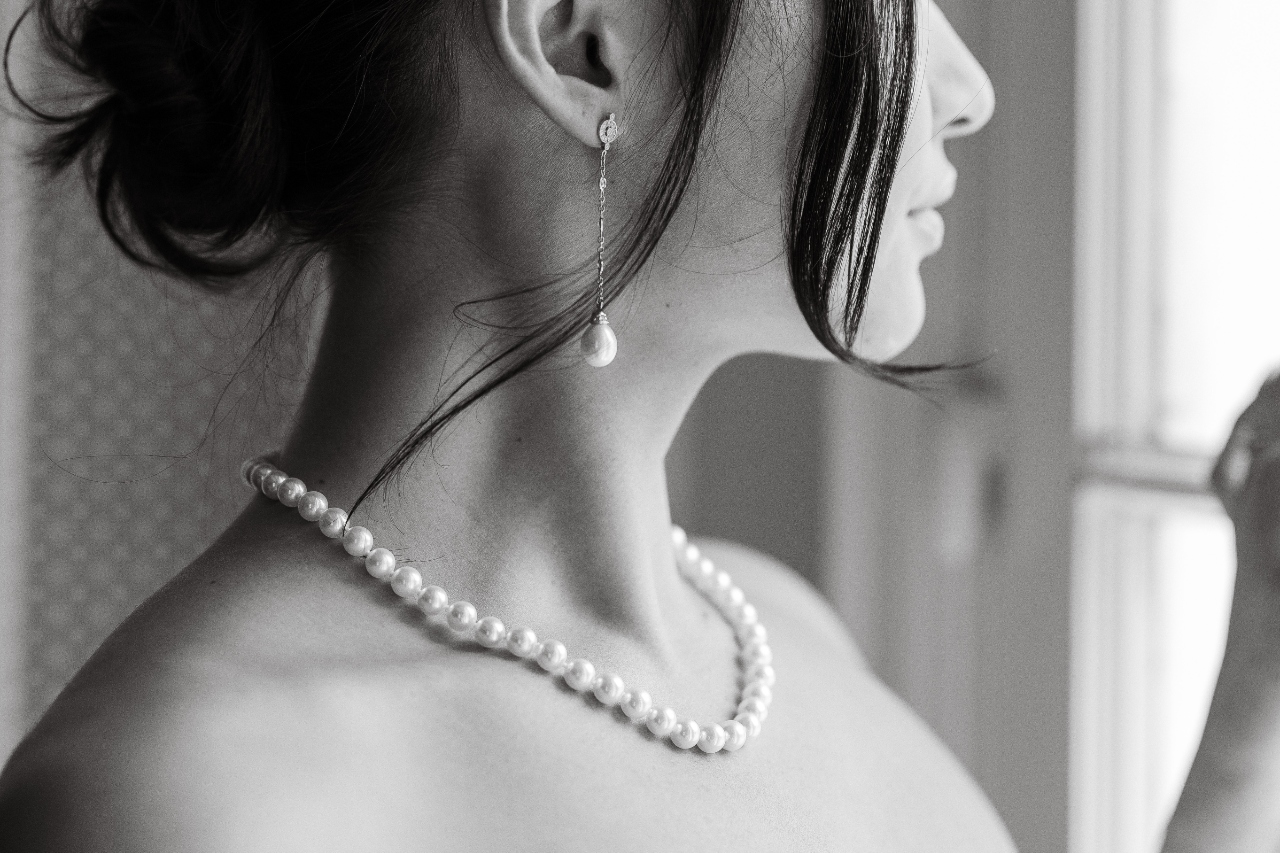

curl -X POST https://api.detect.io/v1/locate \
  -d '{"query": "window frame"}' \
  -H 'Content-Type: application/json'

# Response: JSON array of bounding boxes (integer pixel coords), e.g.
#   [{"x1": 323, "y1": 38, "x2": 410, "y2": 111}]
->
[{"x1": 1070, "y1": 0, "x2": 1230, "y2": 847}]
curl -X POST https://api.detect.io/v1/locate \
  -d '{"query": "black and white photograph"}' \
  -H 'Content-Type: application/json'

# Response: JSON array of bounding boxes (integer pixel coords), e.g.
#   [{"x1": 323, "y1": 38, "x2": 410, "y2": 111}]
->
[{"x1": 0, "y1": 0, "x2": 1277, "y2": 849}]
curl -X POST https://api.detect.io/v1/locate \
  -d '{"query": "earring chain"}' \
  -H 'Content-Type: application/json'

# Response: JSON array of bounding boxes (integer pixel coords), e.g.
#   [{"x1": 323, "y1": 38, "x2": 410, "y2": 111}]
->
[{"x1": 596, "y1": 139, "x2": 609, "y2": 315}]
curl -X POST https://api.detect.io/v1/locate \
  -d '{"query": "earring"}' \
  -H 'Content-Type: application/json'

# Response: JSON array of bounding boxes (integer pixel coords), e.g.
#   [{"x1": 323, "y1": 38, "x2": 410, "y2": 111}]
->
[{"x1": 581, "y1": 113, "x2": 620, "y2": 368}]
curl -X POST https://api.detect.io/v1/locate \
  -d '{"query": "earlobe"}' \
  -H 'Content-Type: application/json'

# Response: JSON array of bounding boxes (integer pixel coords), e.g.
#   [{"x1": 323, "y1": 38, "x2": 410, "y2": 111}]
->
[{"x1": 485, "y1": 0, "x2": 621, "y2": 148}]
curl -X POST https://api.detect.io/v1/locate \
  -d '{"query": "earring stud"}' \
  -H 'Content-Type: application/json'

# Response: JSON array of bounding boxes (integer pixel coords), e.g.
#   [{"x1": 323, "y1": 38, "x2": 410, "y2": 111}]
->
[{"x1": 581, "y1": 113, "x2": 619, "y2": 368}]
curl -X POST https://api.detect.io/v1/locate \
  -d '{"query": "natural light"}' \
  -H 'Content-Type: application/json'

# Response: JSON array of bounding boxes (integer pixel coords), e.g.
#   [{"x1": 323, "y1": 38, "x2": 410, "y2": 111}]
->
[
  {"x1": 1159, "y1": 0, "x2": 1280, "y2": 453},
  {"x1": 1149, "y1": 0, "x2": 1280, "y2": 840}
]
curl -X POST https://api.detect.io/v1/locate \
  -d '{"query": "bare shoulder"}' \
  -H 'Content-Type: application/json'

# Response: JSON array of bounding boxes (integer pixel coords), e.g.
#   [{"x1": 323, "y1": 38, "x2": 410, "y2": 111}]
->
[
  {"x1": 0, "y1": 563, "x2": 211, "y2": 850},
  {"x1": 0, "y1": 629, "x2": 408, "y2": 852},
  {"x1": 0, "y1": 665, "x2": 398, "y2": 853},
  {"x1": 694, "y1": 536, "x2": 866, "y2": 669},
  {"x1": 693, "y1": 537, "x2": 1017, "y2": 851},
  {"x1": 0, "y1": 512, "x2": 423, "y2": 852},
  {"x1": 0, "y1": 662, "x2": 225, "y2": 852}
]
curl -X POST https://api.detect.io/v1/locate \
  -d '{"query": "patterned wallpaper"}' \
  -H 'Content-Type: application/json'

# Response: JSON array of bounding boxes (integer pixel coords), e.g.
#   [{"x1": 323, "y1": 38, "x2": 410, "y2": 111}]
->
[{"x1": 24, "y1": 176, "x2": 316, "y2": 719}]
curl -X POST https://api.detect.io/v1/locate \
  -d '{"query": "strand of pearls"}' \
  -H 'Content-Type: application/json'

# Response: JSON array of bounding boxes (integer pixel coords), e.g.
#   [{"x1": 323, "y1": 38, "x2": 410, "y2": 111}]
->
[{"x1": 242, "y1": 457, "x2": 775, "y2": 754}]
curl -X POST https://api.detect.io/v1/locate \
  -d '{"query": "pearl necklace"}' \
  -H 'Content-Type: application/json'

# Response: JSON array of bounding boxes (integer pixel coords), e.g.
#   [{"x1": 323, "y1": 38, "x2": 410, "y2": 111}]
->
[{"x1": 242, "y1": 457, "x2": 774, "y2": 754}]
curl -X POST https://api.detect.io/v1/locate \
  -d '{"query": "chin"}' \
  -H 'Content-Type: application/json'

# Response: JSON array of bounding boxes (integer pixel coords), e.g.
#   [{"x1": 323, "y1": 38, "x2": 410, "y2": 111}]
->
[
  {"x1": 850, "y1": 264, "x2": 927, "y2": 363},
  {"x1": 760, "y1": 237, "x2": 928, "y2": 364}
]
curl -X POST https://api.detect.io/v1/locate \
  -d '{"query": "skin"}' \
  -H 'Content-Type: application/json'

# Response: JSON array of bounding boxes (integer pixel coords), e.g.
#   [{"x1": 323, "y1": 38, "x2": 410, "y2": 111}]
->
[
  {"x1": 0, "y1": 0, "x2": 1007, "y2": 850},
  {"x1": 1162, "y1": 376, "x2": 1280, "y2": 852}
]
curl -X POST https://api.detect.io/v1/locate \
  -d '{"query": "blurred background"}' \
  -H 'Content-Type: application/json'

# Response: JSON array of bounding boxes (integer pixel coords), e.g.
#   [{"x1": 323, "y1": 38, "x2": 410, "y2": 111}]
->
[{"x1": 1, "y1": 0, "x2": 1279, "y2": 851}]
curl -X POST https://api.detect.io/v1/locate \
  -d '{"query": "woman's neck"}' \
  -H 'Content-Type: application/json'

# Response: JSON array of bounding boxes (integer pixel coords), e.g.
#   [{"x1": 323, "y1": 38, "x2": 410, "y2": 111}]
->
[{"x1": 277, "y1": 241, "x2": 725, "y2": 654}]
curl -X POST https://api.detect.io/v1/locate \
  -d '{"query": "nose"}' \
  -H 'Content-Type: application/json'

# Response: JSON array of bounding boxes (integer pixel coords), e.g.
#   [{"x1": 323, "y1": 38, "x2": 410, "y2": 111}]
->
[{"x1": 925, "y1": 3, "x2": 995, "y2": 140}]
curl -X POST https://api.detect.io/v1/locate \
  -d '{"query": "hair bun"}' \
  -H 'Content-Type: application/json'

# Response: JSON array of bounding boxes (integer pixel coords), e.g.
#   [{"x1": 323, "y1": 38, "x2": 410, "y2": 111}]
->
[
  {"x1": 32, "y1": 0, "x2": 286, "y2": 276},
  {"x1": 17, "y1": 0, "x2": 447, "y2": 280}
]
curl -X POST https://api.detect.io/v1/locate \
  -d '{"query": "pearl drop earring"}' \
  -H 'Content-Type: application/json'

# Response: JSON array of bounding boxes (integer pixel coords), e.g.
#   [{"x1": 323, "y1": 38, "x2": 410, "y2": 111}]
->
[{"x1": 580, "y1": 113, "x2": 620, "y2": 368}]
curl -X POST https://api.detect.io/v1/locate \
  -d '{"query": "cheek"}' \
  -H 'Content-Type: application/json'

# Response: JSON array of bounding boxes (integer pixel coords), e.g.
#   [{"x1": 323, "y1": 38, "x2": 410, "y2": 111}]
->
[
  {"x1": 691, "y1": 48, "x2": 813, "y2": 257},
  {"x1": 671, "y1": 0, "x2": 818, "y2": 260}
]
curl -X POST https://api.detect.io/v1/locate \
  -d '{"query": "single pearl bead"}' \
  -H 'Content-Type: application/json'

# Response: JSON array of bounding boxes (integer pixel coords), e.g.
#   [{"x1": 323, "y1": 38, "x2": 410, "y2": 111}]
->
[
  {"x1": 364, "y1": 547, "x2": 397, "y2": 581},
  {"x1": 262, "y1": 470, "x2": 288, "y2": 499},
  {"x1": 740, "y1": 641, "x2": 772, "y2": 667},
  {"x1": 343, "y1": 525, "x2": 374, "y2": 557},
  {"x1": 646, "y1": 706, "x2": 677, "y2": 738},
  {"x1": 738, "y1": 697, "x2": 769, "y2": 722},
  {"x1": 240, "y1": 458, "x2": 264, "y2": 487},
  {"x1": 318, "y1": 508, "x2": 348, "y2": 539},
  {"x1": 681, "y1": 543, "x2": 701, "y2": 568},
  {"x1": 721, "y1": 586, "x2": 746, "y2": 609},
  {"x1": 671, "y1": 526, "x2": 688, "y2": 550},
  {"x1": 670, "y1": 719, "x2": 701, "y2": 750},
  {"x1": 475, "y1": 616, "x2": 507, "y2": 648},
  {"x1": 711, "y1": 570, "x2": 733, "y2": 595},
  {"x1": 506, "y1": 627, "x2": 538, "y2": 658},
  {"x1": 581, "y1": 318, "x2": 618, "y2": 367},
  {"x1": 536, "y1": 640, "x2": 568, "y2": 673},
  {"x1": 745, "y1": 663, "x2": 776, "y2": 687},
  {"x1": 621, "y1": 689, "x2": 652, "y2": 722},
  {"x1": 697, "y1": 723, "x2": 727, "y2": 754},
  {"x1": 297, "y1": 491, "x2": 328, "y2": 522},
  {"x1": 592, "y1": 673, "x2": 625, "y2": 706},
  {"x1": 742, "y1": 681, "x2": 773, "y2": 705},
  {"x1": 249, "y1": 463, "x2": 275, "y2": 490},
  {"x1": 277, "y1": 477, "x2": 306, "y2": 507},
  {"x1": 694, "y1": 558, "x2": 716, "y2": 588},
  {"x1": 418, "y1": 586, "x2": 449, "y2": 616},
  {"x1": 563, "y1": 659, "x2": 597, "y2": 692},
  {"x1": 391, "y1": 566, "x2": 424, "y2": 600},
  {"x1": 740, "y1": 623, "x2": 768, "y2": 645},
  {"x1": 673, "y1": 543, "x2": 695, "y2": 569},
  {"x1": 734, "y1": 711, "x2": 762, "y2": 738},
  {"x1": 732, "y1": 602, "x2": 759, "y2": 629},
  {"x1": 722, "y1": 720, "x2": 748, "y2": 752},
  {"x1": 447, "y1": 601, "x2": 478, "y2": 633}
]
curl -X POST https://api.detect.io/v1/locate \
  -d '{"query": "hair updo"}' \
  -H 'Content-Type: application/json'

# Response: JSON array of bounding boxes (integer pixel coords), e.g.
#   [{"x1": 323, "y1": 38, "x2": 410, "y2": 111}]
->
[
  {"x1": 9, "y1": 0, "x2": 452, "y2": 278},
  {"x1": 7, "y1": 0, "x2": 919, "y2": 503}
]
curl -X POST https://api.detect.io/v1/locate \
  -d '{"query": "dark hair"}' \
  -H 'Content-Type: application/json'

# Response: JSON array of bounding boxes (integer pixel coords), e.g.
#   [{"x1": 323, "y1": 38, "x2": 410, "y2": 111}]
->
[{"x1": 6, "y1": 0, "x2": 918, "y2": 505}]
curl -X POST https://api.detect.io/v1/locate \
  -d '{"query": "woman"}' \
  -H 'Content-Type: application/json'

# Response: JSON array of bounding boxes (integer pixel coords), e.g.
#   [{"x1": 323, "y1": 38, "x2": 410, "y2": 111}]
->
[
  {"x1": 0, "y1": 0, "x2": 1271, "y2": 848},
  {"x1": 0, "y1": 0, "x2": 1008, "y2": 846}
]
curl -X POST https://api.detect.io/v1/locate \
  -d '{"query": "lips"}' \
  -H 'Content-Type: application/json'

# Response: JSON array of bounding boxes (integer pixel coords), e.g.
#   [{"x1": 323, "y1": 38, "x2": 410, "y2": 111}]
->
[
  {"x1": 908, "y1": 166, "x2": 958, "y2": 215},
  {"x1": 908, "y1": 188, "x2": 955, "y2": 216},
  {"x1": 907, "y1": 207, "x2": 945, "y2": 252},
  {"x1": 904, "y1": 166, "x2": 956, "y2": 254}
]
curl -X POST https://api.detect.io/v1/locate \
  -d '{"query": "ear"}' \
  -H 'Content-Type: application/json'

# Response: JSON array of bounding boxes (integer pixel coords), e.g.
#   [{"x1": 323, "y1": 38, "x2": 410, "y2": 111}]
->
[{"x1": 485, "y1": 0, "x2": 623, "y2": 148}]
